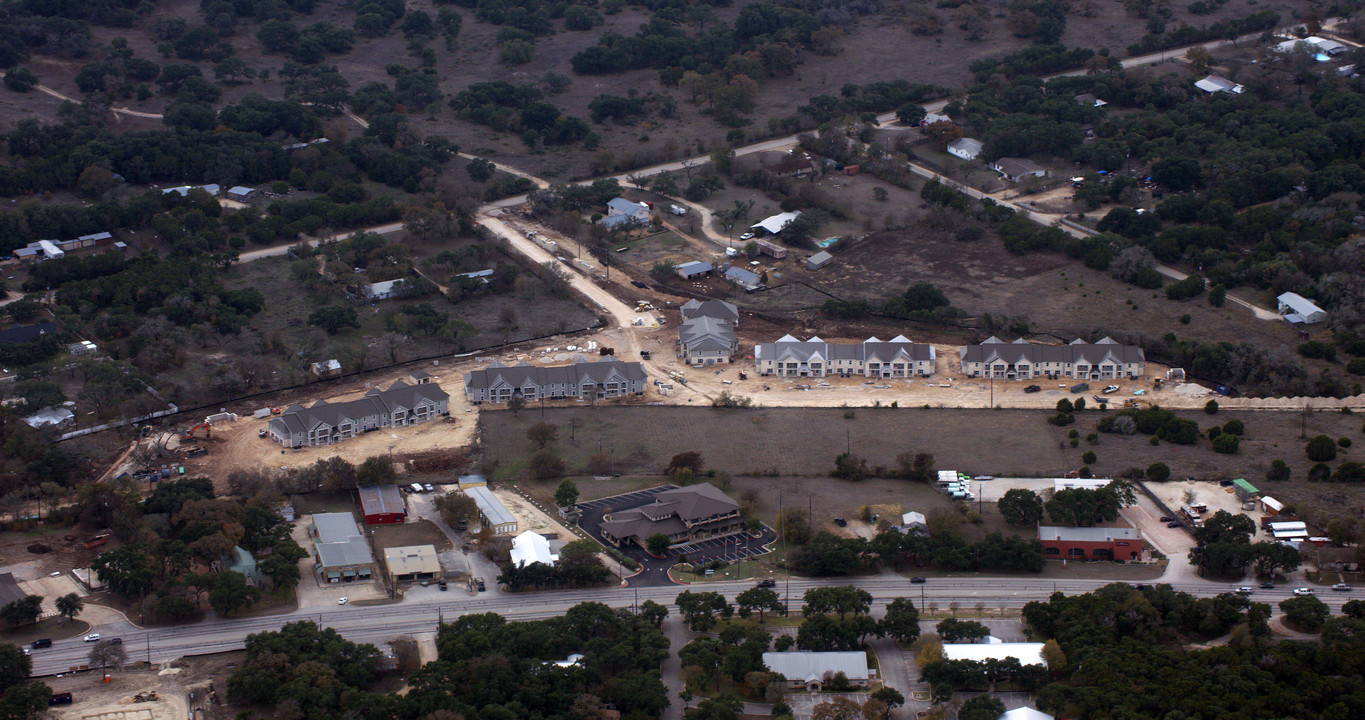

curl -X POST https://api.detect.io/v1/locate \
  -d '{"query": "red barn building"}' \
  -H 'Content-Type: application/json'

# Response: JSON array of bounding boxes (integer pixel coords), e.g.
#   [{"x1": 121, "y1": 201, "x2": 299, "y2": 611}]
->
[
  {"x1": 358, "y1": 485, "x2": 406, "y2": 525},
  {"x1": 1039, "y1": 526, "x2": 1141, "y2": 561}
]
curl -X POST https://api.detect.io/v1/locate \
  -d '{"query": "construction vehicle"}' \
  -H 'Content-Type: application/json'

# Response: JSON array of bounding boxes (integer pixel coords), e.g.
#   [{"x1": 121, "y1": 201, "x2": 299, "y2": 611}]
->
[
  {"x1": 179, "y1": 423, "x2": 212, "y2": 441},
  {"x1": 1122, "y1": 399, "x2": 1156, "y2": 410},
  {"x1": 185, "y1": 447, "x2": 208, "y2": 458},
  {"x1": 132, "y1": 692, "x2": 158, "y2": 703}
]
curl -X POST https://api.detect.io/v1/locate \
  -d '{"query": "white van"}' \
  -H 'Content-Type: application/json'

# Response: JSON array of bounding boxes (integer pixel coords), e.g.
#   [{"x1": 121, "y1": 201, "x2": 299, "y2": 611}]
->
[{"x1": 410, "y1": 482, "x2": 424, "y2": 494}]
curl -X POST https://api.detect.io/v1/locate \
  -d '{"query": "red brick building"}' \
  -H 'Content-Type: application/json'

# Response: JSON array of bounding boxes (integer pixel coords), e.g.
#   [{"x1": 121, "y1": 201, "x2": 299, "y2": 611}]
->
[
  {"x1": 1039, "y1": 526, "x2": 1142, "y2": 561},
  {"x1": 358, "y1": 485, "x2": 406, "y2": 525}
]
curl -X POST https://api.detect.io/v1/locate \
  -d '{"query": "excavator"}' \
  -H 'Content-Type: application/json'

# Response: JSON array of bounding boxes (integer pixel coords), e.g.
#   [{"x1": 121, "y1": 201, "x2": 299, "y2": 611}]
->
[{"x1": 179, "y1": 422, "x2": 212, "y2": 442}]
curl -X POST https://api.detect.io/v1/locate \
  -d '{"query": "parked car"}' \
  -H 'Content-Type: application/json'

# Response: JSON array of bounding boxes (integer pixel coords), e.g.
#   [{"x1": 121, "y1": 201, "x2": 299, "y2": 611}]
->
[
  {"x1": 337, "y1": 597, "x2": 349, "y2": 605},
  {"x1": 438, "y1": 580, "x2": 448, "y2": 591},
  {"x1": 1167, "y1": 521, "x2": 1182, "y2": 528},
  {"x1": 833, "y1": 517, "x2": 847, "y2": 527},
  {"x1": 1219, "y1": 479, "x2": 1234, "y2": 486},
  {"x1": 1293, "y1": 587, "x2": 1314, "y2": 595},
  {"x1": 631, "y1": 280, "x2": 648, "y2": 289},
  {"x1": 1102, "y1": 385, "x2": 1120, "y2": 394},
  {"x1": 910, "y1": 576, "x2": 927, "y2": 584},
  {"x1": 756, "y1": 579, "x2": 776, "y2": 588},
  {"x1": 1159, "y1": 516, "x2": 1174, "y2": 522},
  {"x1": 83, "y1": 634, "x2": 100, "y2": 642},
  {"x1": 48, "y1": 693, "x2": 73, "y2": 706},
  {"x1": 1024, "y1": 385, "x2": 1041, "y2": 393},
  {"x1": 423, "y1": 483, "x2": 434, "y2": 492},
  {"x1": 739, "y1": 232, "x2": 755, "y2": 240},
  {"x1": 669, "y1": 205, "x2": 687, "y2": 216},
  {"x1": 1260, "y1": 582, "x2": 1276, "y2": 589},
  {"x1": 476, "y1": 578, "x2": 486, "y2": 592},
  {"x1": 1071, "y1": 383, "x2": 1089, "y2": 393},
  {"x1": 1333, "y1": 583, "x2": 1353, "y2": 591}
]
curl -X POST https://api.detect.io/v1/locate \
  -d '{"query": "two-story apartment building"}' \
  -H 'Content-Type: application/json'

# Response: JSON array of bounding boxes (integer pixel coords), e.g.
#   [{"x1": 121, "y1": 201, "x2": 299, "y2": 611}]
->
[
  {"x1": 267, "y1": 375, "x2": 449, "y2": 448},
  {"x1": 958, "y1": 337, "x2": 1145, "y2": 380},
  {"x1": 463, "y1": 358, "x2": 648, "y2": 404},
  {"x1": 754, "y1": 335, "x2": 936, "y2": 378},
  {"x1": 678, "y1": 299, "x2": 739, "y2": 365},
  {"x1": 599, "y1": 483, "x2": 744, "y2": 549}
]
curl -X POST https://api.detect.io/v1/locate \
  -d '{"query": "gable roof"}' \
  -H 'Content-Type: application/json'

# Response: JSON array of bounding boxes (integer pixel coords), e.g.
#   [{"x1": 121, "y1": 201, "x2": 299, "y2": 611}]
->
[
  {"x1": 959, "y1": 337, "x2": 1143, "y2": 367},
  {"x1": 0, "y1": 573, "x2": 27, "y2": 607},
  {"x1": 600, "y1": 483, "x2": 739, "y2": 541},
  {"x1": 948, "y1": 138, "x2": 983, "y2": 156},
  {"x1": 1277, "y1": 292, "x2": 1324, "y2": 317},
  {"x1": 762, "y1": 651, "x2": 871, "y2": 682},
  {"x1": 675, "y1": 260, "x2": 713, "y2": 275},
  {"x1": 755, "y1": 337, "x2": 934, "y2": 364},
  {"x1": 725, "y1": 266, "x2": 761, "y2": 287},
  {"x1": 1000, "y1": 708, "x2": 1054, "y2": 720},
  {"x1": 606, "y1": 197, "x2": 649, "y2": 216},
  {"x1": 993, "y1": 158, "x2": 1047, "y2": 178},
  {"x1": 464, "y1": 358, "x2": 648, "y2": 395},
  {"x1": 1195, "y1": 75, "x2": 1243, "y2": 94},
  {"x1": 681, "y1": 299, "x2": 738, "y2": 323},
  {"x1": 466, "y1": 485, "x2": 516, "y2": 528},
  {"x1": 680, "y1": 316, "x2": 737, "y2": 352},
  {"x1": 383, "y1": 544, "x2": 441, "y2": 575},
  {"x1": 511, "y1": 531, "x2": 558, "y2": 567},
  {"x1": 269, "y1": 380, "x2": 448, "y2": 436},
  {"x1": 751, "y1": 211, "x2": 801, "y2": 234},
  {"x1": 312, "y1": 513, "x2": 375, "y2": 567},
  {"x1": 358, "y1": 485, "x2": 405, "y2": 517}
]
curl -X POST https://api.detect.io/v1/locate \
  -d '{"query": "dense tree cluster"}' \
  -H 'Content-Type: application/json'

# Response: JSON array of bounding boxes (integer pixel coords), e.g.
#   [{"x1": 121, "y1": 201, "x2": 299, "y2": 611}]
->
[
  {"x1": 794, "y1": 527, "x2": 1045, "y2": 576},
  {"x1": 1019, "y1": 583, "x2": 1365, "y2": 719}
]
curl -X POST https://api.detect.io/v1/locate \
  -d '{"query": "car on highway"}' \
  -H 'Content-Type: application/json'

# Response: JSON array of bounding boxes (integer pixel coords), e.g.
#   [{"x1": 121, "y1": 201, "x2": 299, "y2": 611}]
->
[
  {"x1": 83, "y1": 634, "x2": 100, "y2": 642},
  {"x1": 337, "y1": 597, "x2": 349, "y2": 605},
  {"x1": 756, "y1": 579, "x2": 776, "y2": 588},
  {"x1": 1260, "y1": 582, "x2": 1276, "y2": 589},
  {"x1": 107, "y1": 638, "x2": 122, "y2": 645},
  {"x1": 1024, "y1": 385, "x2": 1041, "y2": 393},
  {"x1": 1333, "y1": 583, "x2": 1353, "y2": 591},
  {"x1": 910, "y1": 576, "x2": 926, "y2": 584},
  {"x1": 1102, "y1": 385, "x2": 1120, "y2": 394},
  {"x1": 30, "y1": 639, "x2": 50, "y2": 649},
  {"x1": 1235, "y1": 586, "x2": 1253, "y2": 594},
  {"x1": 1293, "y1": 587, "x2": 1314, "y2": 595}
]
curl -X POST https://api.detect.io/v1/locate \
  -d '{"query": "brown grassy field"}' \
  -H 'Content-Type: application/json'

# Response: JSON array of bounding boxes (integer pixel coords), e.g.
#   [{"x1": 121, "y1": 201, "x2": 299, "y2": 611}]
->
[{"x1": 481, "y1": 404, "x2": 1365, "y2": 526}]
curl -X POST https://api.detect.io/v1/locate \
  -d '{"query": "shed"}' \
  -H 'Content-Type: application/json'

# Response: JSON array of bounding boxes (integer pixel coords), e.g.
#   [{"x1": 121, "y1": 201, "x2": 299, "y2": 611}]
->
[
  {"x1": 1232, "y1": 478, "x2": 1259, "y2": 500},
  {"x1": 312, "y1": 359, "x2": 342, "y2": 377},
  {"x1": 1194, "y1": 75, "x2": 1244, "y2": 94},
  {"x1": 675, "y1": 261, "x2": 713, "y2": 279},
  {"x1": 1277, "y1": 292, "x2": 1326, "y2": 324},
  {"x1": 466, "y1": 486, "x2": 518, "y2": 535},
  {"x1": 365, "y1": 279, "x2": 404, "y2": 300},
  {"x1": 1261, "y1": 496, "x2": 1284, "y2": 515},
  {"x1": 24, "y1": 406, "x2": 75, "y2": 430},
  {"x1": 357, "y1": 485, "x2": 407, "y2": 525},
  {"x1": 806, "y1": 251, "x2": 834, "y2": 270},
  {"x1": 227, "y1": 186, "x2": 256, "y2": 200},
  {"x1": 37, "y1": 239, "x2": 64, "y2": 260},
  {"x1": 78, "y1": 232, "x2": 113, "y2": 244}
]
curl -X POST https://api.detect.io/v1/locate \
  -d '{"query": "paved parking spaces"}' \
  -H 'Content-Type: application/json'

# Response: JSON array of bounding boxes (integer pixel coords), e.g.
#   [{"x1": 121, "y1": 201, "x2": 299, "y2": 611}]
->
[
  {"x1": 577, "y1": 486, "x2": 678, "y2": 514},
  {"x1": 669, "y1": 534, "x2": 771, "y2": 563}
]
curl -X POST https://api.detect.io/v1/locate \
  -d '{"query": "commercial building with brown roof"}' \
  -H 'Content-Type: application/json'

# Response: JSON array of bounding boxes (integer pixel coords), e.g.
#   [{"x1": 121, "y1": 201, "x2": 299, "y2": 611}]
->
[{"x1": 600, "y1": 483, "x2": 744, "y2": 550}]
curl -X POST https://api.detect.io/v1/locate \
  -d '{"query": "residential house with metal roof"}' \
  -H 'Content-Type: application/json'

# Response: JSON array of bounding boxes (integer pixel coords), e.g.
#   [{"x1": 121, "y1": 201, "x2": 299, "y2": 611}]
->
[
  {"x1": 754, "y1": 335, "x2": 936, "y2": 378},
  {"x1": 599, "y1": 482, "x2": 743, "y2": 550},
  {"x1": 463, "y1": 358, "x2": 647, "y2": 403},
  {"x1": 310, "y1": 513, "x2": 376, "y2": 583},
  {"x1": 1276, "y1": 292, "x2": 1326, "y2": 324},
  {"x1": 723, "y1": 265, "x2": 762, "y2": 291},
  {"x1": 267, "y1": 377, "x2": 449, "y2": 448},
  {"x1": 959, "y1": 337, "x2": 1144, "y2": 380}
]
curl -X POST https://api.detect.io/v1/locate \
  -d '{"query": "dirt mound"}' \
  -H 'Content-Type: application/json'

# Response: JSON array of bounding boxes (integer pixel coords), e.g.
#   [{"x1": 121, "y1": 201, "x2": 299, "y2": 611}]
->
[
  {"x1": 402, "y1": 448, "x2": 470, "y2": 474},
  {"x1": 26, "y1": 544, "x2": 50, "y2": 554}
]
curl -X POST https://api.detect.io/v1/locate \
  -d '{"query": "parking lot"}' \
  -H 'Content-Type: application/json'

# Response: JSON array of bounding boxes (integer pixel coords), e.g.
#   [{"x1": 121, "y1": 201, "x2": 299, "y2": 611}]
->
[{"x1": 578, "y1": 485, "x2": 776, "y2": 586}]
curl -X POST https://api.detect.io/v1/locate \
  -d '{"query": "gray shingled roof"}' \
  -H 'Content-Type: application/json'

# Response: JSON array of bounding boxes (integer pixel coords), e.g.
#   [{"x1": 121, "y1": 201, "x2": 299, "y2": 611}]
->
[
  {"x1": 959, "y1": 337, "x2": 1144, "y2": 367},
  {"x1": 755, "y1": 336, "x2": 933, "y2": 364},
  {"x1": 681, "y1": 299, "x2": 738, "y2": 324},
  {"x1": 680, "y1": 316, "x2": 736, "y2": 353},
  {"x1": 268, "y1": 379, "x2": 448, "y2": 436},
  {"x1": 464, "y1": 358, "x2": 647, "y2": 394}
]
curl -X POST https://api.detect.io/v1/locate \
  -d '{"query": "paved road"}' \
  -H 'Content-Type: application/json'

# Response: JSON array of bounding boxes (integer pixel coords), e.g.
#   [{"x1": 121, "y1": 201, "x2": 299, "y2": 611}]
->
[{"x1": 28, "y1": 574, "x2": 1354, "y2": 677}]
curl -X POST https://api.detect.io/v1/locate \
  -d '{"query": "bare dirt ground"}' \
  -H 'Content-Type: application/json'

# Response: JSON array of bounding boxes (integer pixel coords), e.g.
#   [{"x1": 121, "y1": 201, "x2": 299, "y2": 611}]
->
[
  {"x1": 373, "y1": 520, "x2": 454, "y2": 554},
  {"x1": 44, "y1": 660, "x2": 219, "y2": 720}
]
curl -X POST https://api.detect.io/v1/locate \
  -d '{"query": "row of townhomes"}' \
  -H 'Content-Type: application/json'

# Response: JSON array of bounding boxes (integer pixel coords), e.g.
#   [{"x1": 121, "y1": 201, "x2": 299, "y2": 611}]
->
[
  {"x1": 268, "y1": 374, "x2": 450, "y2": 448},
  {"x1": 958, "y1": 337, "x2": 1146, "y2": 380},
  {"x1": 463, "y1": 357, "x2": 648, "y2": 403},
  {"x1": 599, "y1": 483, "x2": 744, "y2": 549},
  {"x1": 754, "y1": 335, "x2": 937, "y2": 378},
  {"x1": 678, "y1": 299, "x2": 739, "y2": 365}
]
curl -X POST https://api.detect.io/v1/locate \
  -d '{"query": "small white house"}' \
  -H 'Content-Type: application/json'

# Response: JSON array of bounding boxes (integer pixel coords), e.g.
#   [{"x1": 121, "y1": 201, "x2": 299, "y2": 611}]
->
[
  {"x1": 991, "y1": 158, "x2": 1049, "y2": 183},
  {"x1": 806, "y1": 251, "x2": 834, "y2": 271},
  {"x1": 1277, "y1": 292, "x2": 1326, "y2": 324},
  {"x1": 900, "y1": 511, "x2": 928, "y2": 535},
  {"x1": 947, "y1": 138, "x2": 983, "y2": 161}
]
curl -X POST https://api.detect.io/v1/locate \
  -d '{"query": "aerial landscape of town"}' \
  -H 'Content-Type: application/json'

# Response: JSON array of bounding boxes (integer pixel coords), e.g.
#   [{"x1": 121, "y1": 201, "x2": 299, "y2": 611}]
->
[{"x1": 5, "y1": 0, "x2": 1365, "y2": 718}]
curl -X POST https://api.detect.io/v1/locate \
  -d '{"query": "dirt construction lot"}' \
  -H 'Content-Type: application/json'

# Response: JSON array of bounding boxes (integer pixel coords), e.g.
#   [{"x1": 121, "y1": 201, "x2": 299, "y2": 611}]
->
[{"x1": 45, "y1": 666, "x2": 198, "y2": 720}]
